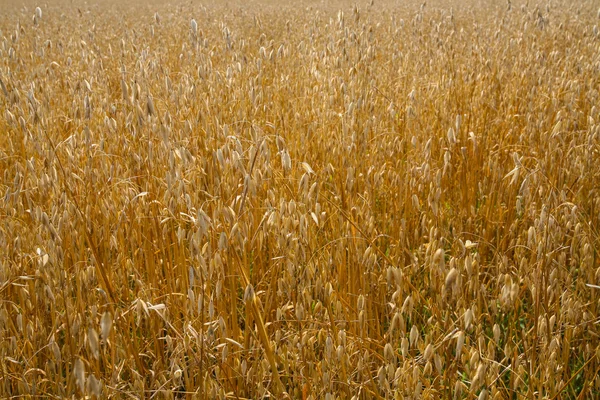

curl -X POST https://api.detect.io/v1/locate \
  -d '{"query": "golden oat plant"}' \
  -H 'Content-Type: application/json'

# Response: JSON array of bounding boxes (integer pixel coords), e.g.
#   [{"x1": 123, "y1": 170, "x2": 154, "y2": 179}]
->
[{"x1": 0, "y1": 0, "x2": 599, "y2": 398}]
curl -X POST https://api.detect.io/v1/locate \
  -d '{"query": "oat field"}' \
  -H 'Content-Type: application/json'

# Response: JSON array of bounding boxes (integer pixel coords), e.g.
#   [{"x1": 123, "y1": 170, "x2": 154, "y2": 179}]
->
[{"x1": 1, "y1": 0, "x2": 600, "y2": 398}]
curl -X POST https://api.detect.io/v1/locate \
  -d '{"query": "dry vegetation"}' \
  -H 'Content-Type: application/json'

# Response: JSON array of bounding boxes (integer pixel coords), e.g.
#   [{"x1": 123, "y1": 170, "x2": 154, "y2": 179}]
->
[{"x1": 1, "y1": 0, "x2": 600, "y2": 398}]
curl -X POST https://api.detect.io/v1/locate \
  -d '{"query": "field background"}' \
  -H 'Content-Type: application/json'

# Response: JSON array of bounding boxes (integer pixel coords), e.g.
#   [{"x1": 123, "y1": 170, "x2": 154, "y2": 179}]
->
[{"x1": 1, "y1": 0, "x2": 600, "y2": 398}]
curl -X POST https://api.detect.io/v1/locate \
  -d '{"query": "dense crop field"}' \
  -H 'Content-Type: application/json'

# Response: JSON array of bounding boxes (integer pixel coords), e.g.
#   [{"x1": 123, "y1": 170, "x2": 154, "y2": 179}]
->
[{"x1": 1, "y1": 0, "x2": 600, "y2": 398}]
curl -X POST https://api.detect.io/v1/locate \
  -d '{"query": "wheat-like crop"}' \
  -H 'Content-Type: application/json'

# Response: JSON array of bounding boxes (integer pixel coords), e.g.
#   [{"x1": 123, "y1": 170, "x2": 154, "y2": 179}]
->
[{"x1": 1, "y1": 0, "x2": 599, "y2": 398}]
